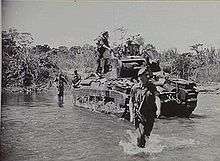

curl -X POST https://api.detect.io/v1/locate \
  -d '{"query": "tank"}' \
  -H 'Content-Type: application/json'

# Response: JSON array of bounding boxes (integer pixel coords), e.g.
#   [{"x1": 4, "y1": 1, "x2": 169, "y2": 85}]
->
[
  {"x1": 72, "y1": 40, "x2": 198, "y2": 118},
  {"x1": 153, "y1": 70, "x2": 198, "y2": 117},
  {"x1": 72, "y1": 56, "x2": 144, "y2": 117}
]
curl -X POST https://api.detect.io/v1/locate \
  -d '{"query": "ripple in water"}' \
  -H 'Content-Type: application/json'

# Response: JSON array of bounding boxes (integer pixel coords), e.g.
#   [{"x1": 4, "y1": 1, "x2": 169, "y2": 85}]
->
[{"x1": 119, "y1": 130, "x2": 199, "y2": 155}]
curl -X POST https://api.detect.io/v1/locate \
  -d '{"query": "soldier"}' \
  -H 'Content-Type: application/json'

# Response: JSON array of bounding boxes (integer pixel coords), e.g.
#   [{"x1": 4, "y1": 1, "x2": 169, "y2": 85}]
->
[
  {"x1": 54, "y1": 73, "x2": 68, "y2": 104},
  {"x1": 96, "y1": 31, "x2": 112, "y2": 75},
  {"x1": 129, "y1": 67, "x2": 161, "y2": 148},
  {"x1": 96, "y1": 36, "x2": 103, "y2": 74},
  {"x1": 72, "y1": 70, "x2": 81, "y2": 88}
]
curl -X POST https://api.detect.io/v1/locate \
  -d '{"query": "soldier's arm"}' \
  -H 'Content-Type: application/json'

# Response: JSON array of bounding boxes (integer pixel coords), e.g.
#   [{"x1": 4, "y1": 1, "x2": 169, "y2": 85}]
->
[
  {"x1": 154, "y1": 86, "x2": 161, "y2": 118},
  {"x1": 100, "y1": 39, "x2": 111, "y2": 51},
  {"x1": 150, "y1": 83, "x2": 161, "y2": 117},
  {"x1": 64, "y1": 77, "x2": 68, "y2": 84},
  {"x1": 128, "y1": 85, "x2": 137, "y2": 123},
  {"x1": 155, "y1": 95, "x2": 161, "y2": 118},
  {"x1": 103, "y1": 44, "x2": 111, "y2": 51},
  {"x1": 128, "y1": 96, "x2": 134, "y2": 123}
]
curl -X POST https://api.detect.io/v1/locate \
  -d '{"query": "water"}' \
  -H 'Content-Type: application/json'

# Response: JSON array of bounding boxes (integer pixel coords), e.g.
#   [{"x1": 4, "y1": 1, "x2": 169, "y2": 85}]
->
[{"x1": 1, "y1": 90, "x2": 220, "y2": 161}]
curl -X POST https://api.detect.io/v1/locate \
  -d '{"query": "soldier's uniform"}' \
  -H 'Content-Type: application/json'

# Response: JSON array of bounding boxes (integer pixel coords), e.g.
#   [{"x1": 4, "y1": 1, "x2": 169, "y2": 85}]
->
[
  {"x1": 130, "y1": 67, "x2": 159, "y2": 148},
  {"x1": 96, "y1": 31, "x2": 111, "y2": 74},
  {"x1": 55, "y1": 73, "x2": 68, "y2": 101},
  {"x1": 72, "y1": 70, "x2": 81, "y2": 87}
]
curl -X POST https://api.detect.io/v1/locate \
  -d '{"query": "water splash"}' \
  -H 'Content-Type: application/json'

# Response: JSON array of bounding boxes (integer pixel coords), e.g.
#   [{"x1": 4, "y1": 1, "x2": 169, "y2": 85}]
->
[
  {"x1": 119, "y1": 130, "x2": 199, "y2": 155},
  {"x1": 119, "y1": 130, "x2": 165, "y2": 155}
]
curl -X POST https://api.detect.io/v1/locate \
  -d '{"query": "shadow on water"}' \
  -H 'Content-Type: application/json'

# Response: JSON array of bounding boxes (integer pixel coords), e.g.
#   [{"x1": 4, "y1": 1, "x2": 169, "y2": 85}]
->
[
  {"x1": 158, "y1": 113, "x2": 208, "y2": 120},
  {"x1": 189, "y1": 114, "x2": 208, "y2": 119},
  {"x1": 23, "y1": 93, "x2": 33, "y2": 103},
  {"x1": 58, "y1": 101, "x2": 64, "y2": 107},
  {"x1": 58, "y1": 97, "x2": 64, "y2": 108}
]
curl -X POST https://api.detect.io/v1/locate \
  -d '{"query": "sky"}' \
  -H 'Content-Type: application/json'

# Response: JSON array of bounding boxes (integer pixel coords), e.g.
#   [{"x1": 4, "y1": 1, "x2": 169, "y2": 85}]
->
[{"x1": 2, "y1": 0, "x2": 220, "y2": 53}]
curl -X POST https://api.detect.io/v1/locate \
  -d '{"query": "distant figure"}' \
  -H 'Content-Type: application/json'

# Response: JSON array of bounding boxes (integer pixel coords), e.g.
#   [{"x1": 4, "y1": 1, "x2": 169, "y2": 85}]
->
[
  {"x1": 23, "y1": 70, "x2": 33, "y2": 93},
  {"x1": 96, "y1": 31, "x2": 112, "y2": 75},
  {"x1": 126, "y1": 38, "x2": 132, "y2": 56},
  {"x1": 54, "y1": 73, "x2": 68, "y2": 105},
  {"x1": 129, "y1": 67, "x2": 161, "y2": 148},
  {"x1": 72, "y1": 70, "x2": 81, "y2": 88}
]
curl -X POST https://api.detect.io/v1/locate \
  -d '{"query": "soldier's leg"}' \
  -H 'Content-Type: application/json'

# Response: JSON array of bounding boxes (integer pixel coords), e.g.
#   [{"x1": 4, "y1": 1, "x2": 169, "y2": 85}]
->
[
  {"x1": 100, "y1": 58, "x2": 105, "y2": 74},
  {"x1": 104, "y1": 58, "x2": 109, "y2": 74},
  {"x1": 143, "y1": 114, "x2": 155, "y2": 137},
  {"x1": 96, "y1": 58, "x2": 101, "y2": 74},
  {"x1": 59, "y1": 87, "x2": 64, "y2": 102},
  {"x1": 136, "y1": 123, "x2": 146, "y2": 148}
]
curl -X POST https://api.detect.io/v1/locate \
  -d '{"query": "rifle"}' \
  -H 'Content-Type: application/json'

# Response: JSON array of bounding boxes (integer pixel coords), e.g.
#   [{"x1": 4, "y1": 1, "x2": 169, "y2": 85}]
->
[{"x1": 134, "y1": 90, "x2": 147, "y2": 129}]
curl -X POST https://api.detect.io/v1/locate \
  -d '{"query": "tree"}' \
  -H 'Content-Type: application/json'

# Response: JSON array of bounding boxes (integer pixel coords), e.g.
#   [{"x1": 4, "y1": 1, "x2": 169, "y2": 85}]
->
[
  {"x1": 172, "y1": 53, "x2": 192, "y2": 80},
  {"x1": 1, "y1": 28, "x2": 32, "y2": 87},
  {"x1": 2, "y1": 28, "x2": 58, "y2": 90}
]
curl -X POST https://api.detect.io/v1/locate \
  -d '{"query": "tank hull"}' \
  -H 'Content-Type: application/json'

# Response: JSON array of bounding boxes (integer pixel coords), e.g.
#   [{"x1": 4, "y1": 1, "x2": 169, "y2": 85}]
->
[
  {"x1": 72, "y1": 57, "x2": 199, "y2": 118},
  {"x1": 160, "y1": 99, "x2": 197, "y2": 117},
  {"x1": 72, "y1": 84, "x2": 198, "y2": 118},
  {"x1": 158, "y1": 78, "x2": 199, "y2": 117}
]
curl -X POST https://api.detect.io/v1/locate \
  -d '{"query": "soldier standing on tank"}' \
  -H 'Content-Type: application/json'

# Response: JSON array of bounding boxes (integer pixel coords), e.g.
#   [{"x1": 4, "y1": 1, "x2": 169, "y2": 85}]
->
[
  {"x1": 129, "y1": 67, "x2": 161, "y2": 148},
  {"x1": 96, "y1": 31, "x2": 112, "y2": 75},
  {"x1": 96, "y1": 36, "x2": 103, "y2": 74},
  {"x1": 72, "y1": 70, "x2": 81, "y2": 88}
]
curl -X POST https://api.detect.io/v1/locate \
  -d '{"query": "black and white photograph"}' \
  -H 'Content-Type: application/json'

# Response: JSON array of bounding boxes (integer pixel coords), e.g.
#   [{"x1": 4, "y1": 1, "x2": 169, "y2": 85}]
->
[{"x1": 1, "y1": 0, "x2": 220, "y2": 161}]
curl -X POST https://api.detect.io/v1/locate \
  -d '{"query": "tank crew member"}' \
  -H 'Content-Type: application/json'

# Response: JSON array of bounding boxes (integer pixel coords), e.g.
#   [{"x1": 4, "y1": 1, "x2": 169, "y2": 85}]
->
[
  {"x1": 129, "y1": 67, "x2": 161, "y2": 148},
  {"x1": 96, "y1": 31, "x2": 112, "y2": 75},
  {"x1": 72, "y1": 70, "x2": 81, "y2": 88}
]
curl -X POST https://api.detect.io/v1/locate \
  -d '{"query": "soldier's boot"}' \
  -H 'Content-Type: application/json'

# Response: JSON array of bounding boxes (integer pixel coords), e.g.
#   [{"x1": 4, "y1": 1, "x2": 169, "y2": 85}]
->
[{"x1": 137, "y1": 134, "x2": 146, "y2": 148}]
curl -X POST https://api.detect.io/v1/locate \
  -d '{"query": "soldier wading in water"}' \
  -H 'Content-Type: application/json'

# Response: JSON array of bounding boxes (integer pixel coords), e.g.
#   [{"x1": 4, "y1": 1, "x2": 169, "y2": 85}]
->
[
  {"x1": 129, "y1": 67, "x2": 161, "y2": 148},
  {"x1": 54, "y1": 73, "x2": 68, "y2": 105}
]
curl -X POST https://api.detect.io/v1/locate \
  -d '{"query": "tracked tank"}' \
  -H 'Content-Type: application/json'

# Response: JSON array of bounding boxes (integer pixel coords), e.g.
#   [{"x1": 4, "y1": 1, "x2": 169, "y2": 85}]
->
[
  {"x1": 72, "y1": 37, "x2": 198, "y2": 118},
  {"x1": 160, "y1": 78, "x2": 198, "y2": 117},
  {"x1": 72, "y1": 54, "x2": 198, "y2": 118},
  {"x1": 72, "y1": 56, "x2": 144, "y2": 116},
  {"x1": 152, "y1": 67, "x2": 198, "y2": 117}
]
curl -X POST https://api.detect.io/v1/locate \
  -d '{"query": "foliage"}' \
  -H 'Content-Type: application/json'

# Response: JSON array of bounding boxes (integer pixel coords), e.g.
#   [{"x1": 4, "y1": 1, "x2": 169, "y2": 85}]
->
[
  {"x1": 2, "y1": 28, "x2": 220, "y2": 94},
  {"x1": 2, "y1": 29, "x2": 58, "y2": 90},
  {"x1": 161, "y1": 44, "x2": 220, "y2": 82},
  {"x1": 2, "y1": 28, "x2": 32, "y2": 87},
  {"x1": 2, "y1": 28, "x2": 99, "y2": 92}
]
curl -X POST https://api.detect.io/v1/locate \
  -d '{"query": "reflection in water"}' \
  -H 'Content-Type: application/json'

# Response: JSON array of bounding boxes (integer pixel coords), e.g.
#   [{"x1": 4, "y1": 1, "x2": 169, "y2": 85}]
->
[
  {"x1": 23, "y1": 93, "x2": 33, "y2": 104},
  {"x1": 189, "y1": 114, "x2": 208, "y2": 119},
  {"x1": 58, "y1": 95, "x2": 64, "y2": 107}
]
